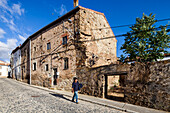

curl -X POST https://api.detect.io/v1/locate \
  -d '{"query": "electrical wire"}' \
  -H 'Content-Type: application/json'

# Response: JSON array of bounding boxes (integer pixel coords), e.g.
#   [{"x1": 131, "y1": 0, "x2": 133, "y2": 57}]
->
[
  {"x1": 79, "y1": 25, "x2": 170, "y2": 42},
  {"x1": 91, "y1": 18, "x2": 170, "y2": 30}
]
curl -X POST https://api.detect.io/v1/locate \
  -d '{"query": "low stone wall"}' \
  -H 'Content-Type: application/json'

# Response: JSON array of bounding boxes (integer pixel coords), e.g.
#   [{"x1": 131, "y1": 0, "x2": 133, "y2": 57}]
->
[
  {"x1": 124, "y1": 60, "x2": 170, "y2": 111},
  {"x1": 77, "y1": 60, "x2": 170, "y2": 111},
  {"x1": 76, "y1": 64, "x2": 129, "y2": 97}
]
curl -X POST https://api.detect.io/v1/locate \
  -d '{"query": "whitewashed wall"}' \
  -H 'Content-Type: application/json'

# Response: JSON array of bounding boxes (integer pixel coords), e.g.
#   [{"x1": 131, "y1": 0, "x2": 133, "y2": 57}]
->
[
  {"x1": 0, "y1": 65, "x2": 9, "y2": 77},
  {"x1": 13, "y1": 49, "x2": 21, "y2": 80}
]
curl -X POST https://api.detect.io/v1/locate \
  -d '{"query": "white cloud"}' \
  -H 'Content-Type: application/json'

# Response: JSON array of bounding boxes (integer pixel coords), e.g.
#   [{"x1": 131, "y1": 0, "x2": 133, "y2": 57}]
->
[
  {"x1": 0, "y1": 0, "x2": 12, "y2": 14},
  {"x1": 7, "y1": 38, "x2": 18, "y2": 47},
  {"x1": 8, "y1": 24, "x2": 17, "y2": 32},
  {"x1": 18, "y1": 34, "x2": 26, "y2": 43},
  {"x1": 0, "y1": 0, "x2": 8, "y2": 10},
  {"x1": 0, "y1": 28, "x2": 6, "y2": 38},
  {"x1": 0, "y1": 0, "x2": 24, "y2": 16},
  {"x1": 9, "y1": 19, "x2": 14, "y2": 25},
  {"x1": 0, "y1": 1, "x2": 25, "y2": 34},
  {"x1": 12, "y1": 4, "x2": 24, "y2": 16},
  {"x1": 0, "y1": 15, "x2": 9, "y2": 23},
  {"x1": 60, "y1": 4, "x2": 67, "y2": 15},
  {"x1": 0, "y1": 38, "x2": 18, "y2": 61},
  {"x1": 0, "y1": 15, "x2": 17, "y2": 33},
  {"x1": 0, "y1": 15, "x2": 15, "y2": 26},
  {"x1": 54, "y1": 4, "x2": 67, "y2": 16}
]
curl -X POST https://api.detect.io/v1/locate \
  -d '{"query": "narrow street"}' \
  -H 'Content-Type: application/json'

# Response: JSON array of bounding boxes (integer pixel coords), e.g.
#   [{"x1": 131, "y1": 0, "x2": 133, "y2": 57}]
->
[{"x1": 0, "y1": 78, "x2": 124, "y2": 113}]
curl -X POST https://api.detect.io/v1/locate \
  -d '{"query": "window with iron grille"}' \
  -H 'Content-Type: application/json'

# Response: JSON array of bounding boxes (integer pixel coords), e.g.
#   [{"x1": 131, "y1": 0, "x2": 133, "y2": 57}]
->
[
  {"x1": 64, "y1": 58, "x2": 69, "y2": 70},
  {"x1": 47, "y1": 42, "x2": 51, "y2": 50}
]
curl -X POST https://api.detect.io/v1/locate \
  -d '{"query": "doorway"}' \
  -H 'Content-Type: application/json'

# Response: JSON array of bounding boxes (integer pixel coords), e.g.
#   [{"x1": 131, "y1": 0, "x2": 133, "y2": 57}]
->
[
  {"x1": 53, "y1": 68, "x2": 58, "y2": 85},
  {"x1": 104, "y1": 72, "x2": 127, "y2": 102}
]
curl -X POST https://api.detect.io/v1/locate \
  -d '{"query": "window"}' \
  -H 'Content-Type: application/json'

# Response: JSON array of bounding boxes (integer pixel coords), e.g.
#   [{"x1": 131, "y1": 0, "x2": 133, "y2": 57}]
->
[
  {"x1": 62, "y1": 36, "x2": 67, "y2": 45},
  {"x1": 47, "y1": 42, "x2": 51, "y2": 50},
  {"x1": 64, "y1": 58, "x2": 69, "y2": 70},
  {"x1": 0, "y1": 72, "x2": 1, "y2": 76},
  {"x1": 45, "y1": 64, "x2": 49, "y2": 71},
  {"x1": 0, "y1": 66, "x2": 2, "y2": 69},
  {"x1": 33, "y1": 63, "x2": 36, "y2": 71},
  {"x1": 34, "y1": 47, "x2": 36, "y2": 51}
]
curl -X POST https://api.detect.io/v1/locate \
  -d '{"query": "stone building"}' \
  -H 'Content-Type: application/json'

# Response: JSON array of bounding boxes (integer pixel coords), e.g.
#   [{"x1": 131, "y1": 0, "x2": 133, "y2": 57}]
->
[
  {"x1": 20, "y1": 40, "x2": 31, "y2": 83},
  {"x1": 16, "y1": 6, "x2": 117, "y2": 90}
]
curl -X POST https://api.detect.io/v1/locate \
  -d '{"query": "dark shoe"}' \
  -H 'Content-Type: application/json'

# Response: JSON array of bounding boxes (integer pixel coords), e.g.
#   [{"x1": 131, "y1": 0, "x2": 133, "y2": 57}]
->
[
  {"x1": 72, "y1": 100, "x2": 74, "y2": 102},
  {"x1": 76, "y1": 102, "x2": 79, "y2": 104}
]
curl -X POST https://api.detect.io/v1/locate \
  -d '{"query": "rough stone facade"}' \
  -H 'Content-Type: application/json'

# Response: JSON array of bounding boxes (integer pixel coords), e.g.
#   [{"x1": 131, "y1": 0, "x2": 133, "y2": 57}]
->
[
  {"x1": 77, "y1": 60, "x2": 170, "y2": 111},
  {"x1": 76, "y1": 64, "x2": 129, "y2": 97},
  {"x1": 17, "y1": 6, "x2": 117, "y2": 90},
  {"x1": 78, "y1": 7, "x2": 117, "y2": 67},
  {"x1": 20, "y1": 41, "x2": 30, "y2": 83},
  {"x1": 125, "y1": 60, "x2": 170, "y2": 111}
]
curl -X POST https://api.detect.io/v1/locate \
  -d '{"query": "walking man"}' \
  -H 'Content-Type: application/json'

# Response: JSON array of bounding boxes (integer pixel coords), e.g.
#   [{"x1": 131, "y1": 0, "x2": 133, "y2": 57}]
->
[{"x1": 72, "y1": 77, "x2": 79, "y2": 104}]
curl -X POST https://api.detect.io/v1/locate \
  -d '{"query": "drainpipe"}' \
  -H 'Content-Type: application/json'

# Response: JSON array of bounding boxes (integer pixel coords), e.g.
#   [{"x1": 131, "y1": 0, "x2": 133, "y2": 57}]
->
[
  {"x1": 51, "y1": 54, "x2": 53, "y2": 86},
  {"x1": 29, "y1": 38, "x2": 31, "y2": 85}
]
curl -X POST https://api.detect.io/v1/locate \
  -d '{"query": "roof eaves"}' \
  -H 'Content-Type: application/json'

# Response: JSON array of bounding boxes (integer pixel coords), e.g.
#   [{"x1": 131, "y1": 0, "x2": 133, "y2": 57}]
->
[
  {"x1": 11, "y1": 46, "x2": 20, "y2": 54},
  {"x1": 20, "y1": 6, "x2": 81, "y2": 49}
]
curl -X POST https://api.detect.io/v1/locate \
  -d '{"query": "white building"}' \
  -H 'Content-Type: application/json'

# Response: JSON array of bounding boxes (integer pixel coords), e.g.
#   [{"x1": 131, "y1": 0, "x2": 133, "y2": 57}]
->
[
  {"x1": 0, "y1": 60, "x2": 10, "y2": 78},
  {"x1": 11, "y1": 46, "x2": 21, "y2": 80},
  {"x1": 126, "y1": 53, "x2": 170, "y2": 64},
  {"x1": 157, "y1": 54, "x2": 170, "y2": 61}
]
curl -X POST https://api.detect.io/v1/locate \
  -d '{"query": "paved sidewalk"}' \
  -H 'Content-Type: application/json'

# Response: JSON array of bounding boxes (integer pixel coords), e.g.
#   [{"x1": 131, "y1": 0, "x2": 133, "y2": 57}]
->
[{"x1": 12, "y1": 79, "x2": 168, "y2": 113}]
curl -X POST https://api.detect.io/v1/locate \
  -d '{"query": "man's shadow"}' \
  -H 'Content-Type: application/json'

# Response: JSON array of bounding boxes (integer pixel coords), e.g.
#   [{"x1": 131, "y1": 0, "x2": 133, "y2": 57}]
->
[{"x1": 49, "y1": 93, "x2": 72, "y2": 102}]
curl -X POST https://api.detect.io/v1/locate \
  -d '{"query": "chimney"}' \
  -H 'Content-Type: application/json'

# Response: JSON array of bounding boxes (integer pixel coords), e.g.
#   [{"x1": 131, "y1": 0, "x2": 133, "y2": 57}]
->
[{"x1": 74, "y1": 0, "x2": 79, "y2": 8}]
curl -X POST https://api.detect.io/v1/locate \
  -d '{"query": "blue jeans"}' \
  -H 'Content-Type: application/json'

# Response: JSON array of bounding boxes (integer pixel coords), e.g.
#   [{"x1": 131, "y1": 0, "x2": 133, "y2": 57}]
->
[{"x1": 72, "y1": 91, "x2": 78, "y2": 103}]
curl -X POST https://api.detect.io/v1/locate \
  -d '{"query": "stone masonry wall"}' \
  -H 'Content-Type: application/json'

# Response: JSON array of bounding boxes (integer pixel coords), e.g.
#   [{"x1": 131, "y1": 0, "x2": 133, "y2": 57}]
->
[
  {"x1": 77, "y1": 64, "x2": 129, "y2": 97},
  {"x1": 20, "y1": 41, "x2": 30, "y2": 84},
  {"x1": 30, "y1": 12, "x2": 79, "y2": 90},
  {"x1": 30, "y1": 7, "x2": 117, "y2": 91},
  {"x1": 124, "y1": 60, "x2": 170, "y2": 111},
  {"x1": 18, "y1": 6, "x2": 117, "y2": 91},
  {"x1": 77, "y1": 60, "x2": 170, "y2": 111},
  {"x1": 79, "y1": 8, "x2": 117, "y2": 68}
]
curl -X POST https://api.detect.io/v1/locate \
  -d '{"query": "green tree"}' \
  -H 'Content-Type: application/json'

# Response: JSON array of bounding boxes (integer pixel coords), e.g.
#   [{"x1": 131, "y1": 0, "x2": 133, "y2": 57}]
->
[{"x1": 120, "y1": 13, "x2": 170, "y2": 62}]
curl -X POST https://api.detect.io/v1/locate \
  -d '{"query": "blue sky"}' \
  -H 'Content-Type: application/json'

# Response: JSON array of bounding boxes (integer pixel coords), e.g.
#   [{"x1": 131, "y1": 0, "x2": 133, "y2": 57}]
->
[{"x1": 0, "y1": 0, "x2": 170, "y2": 62}]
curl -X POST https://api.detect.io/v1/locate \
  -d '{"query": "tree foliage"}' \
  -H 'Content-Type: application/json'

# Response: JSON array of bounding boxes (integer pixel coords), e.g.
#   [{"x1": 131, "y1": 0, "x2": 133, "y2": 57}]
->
[{"x1": 120, "y1": 13, "x2": 170, "y2": 62}]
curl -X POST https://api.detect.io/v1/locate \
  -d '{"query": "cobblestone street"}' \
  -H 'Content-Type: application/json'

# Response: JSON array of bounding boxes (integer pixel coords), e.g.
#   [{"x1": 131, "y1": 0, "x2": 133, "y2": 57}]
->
[{"x1": 0, "y1": 78, "x2": 124, "y2": 113}]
